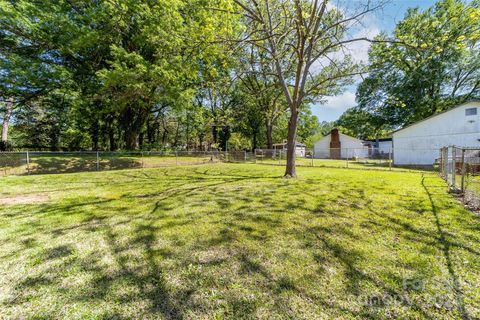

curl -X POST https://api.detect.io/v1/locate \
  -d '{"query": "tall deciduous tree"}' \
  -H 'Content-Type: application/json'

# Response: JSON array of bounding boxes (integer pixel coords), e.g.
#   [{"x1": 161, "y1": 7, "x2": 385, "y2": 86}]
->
[
  {"x1": 357, "y1": 0, "x2": 480, "y2": 126},
  {"x1": 335, "y1": 107, "x2": 392, "y2": 139},
  {"x1": 232, "y1": 0, "x2": 383, "y2": 177},
  {"x1": 236, "y1": 45, "x2": 285, "y2": 148}
]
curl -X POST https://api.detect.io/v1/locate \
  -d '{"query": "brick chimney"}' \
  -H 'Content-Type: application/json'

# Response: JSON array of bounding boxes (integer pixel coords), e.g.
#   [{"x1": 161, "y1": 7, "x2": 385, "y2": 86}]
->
[{"x1": 330, "y1": 128, "x2": 341, "y2": 159}]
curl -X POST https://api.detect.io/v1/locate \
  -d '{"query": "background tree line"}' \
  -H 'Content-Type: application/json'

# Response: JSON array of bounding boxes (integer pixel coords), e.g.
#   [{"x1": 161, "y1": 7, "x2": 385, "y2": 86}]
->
[
  {"x1": 0, "y1": 0, "x2": 320, "y2": 152},
  {"x1": 0, "y1": 0, "x2": 478, "y2": 172}
]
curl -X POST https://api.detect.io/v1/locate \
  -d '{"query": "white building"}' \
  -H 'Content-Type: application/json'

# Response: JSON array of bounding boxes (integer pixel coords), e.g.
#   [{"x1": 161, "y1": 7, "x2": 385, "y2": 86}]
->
[
  {"x1": 273, "y1": 141, "x2": 306, "y2": 157},
  {"x1": 393, "y1": 100, "x2": 480, "y2": 165},
  {"x1": 313, "y1": 129, "x2": 368, "y2": 159},
  {"x1": 363, "y1": 138, "x2": 393, "y2": 155}
]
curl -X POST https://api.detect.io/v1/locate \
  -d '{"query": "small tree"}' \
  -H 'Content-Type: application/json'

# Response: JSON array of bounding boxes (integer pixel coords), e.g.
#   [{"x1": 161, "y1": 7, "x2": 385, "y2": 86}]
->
[{"x1": 233, "y1": 0, "x2": 384, "y2": 177}]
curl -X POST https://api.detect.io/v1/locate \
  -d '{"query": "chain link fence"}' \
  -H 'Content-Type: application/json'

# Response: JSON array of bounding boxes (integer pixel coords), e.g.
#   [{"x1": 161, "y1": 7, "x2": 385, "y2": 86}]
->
[
  {"x1": 1, "y1": 147, "x2": 438, "y2": 177},
  {"x1": 439, "y1": 146, "x2": 480, "y2": 210},
  {"x1": 0, "y1": 151, "x2": 257, "y2": 176},
  {"x1": 254, "y1": 148, "x2": 393, "y2": 170}
]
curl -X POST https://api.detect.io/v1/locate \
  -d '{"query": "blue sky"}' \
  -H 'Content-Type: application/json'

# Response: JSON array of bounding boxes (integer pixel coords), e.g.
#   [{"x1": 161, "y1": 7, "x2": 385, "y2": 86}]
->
[{"x1": 313, "y1": 0, "x2": 438, "y2": 122}]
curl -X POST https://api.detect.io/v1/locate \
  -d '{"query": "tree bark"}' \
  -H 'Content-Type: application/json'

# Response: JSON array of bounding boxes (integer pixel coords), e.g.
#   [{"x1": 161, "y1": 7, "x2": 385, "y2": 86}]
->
[
  {"x1": 284, "y1": 106, "x2": 299, "y2": 178},
  {"x1": 266, "y1": 120, "x2": 273, "y2": 149},
  {"x1": 1, "y1": 97, "x2": 14, "y2": 151},
  {"x1": 124, "y1": 130, "x2": 138, "y2": 150},
  {"x1": 121, "y1": 107, "x2": 148, "y2": 150},
  {"x1": 109, "y1": 128, "x2": 117, "y2": 151},
  {"x1": 91, "y1": 119, "x2": 99, "y2": 151},
  {"x1": 138, "y1": 131, "x2": 144, "y2": 149}
]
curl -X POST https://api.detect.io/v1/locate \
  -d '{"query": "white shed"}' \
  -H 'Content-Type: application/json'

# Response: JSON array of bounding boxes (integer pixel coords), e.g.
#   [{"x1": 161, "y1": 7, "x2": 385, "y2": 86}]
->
[
  {"x1": 272, "y1": 141, "x2": 306, "y2": 157},
  {"x1": 313, "y1": 129, "x2": 368, "y2": 159},
  {"x1": 363, "y1": 138, "x2": 393, "y2": 155},
  {"x1": 393, "y1": 100, "x2": 480, "y2": 165}
]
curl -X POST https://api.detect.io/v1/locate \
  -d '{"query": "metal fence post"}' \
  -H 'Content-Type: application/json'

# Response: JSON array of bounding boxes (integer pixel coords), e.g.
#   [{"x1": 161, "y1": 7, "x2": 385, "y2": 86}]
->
[
  {"x1": 96, "y1": 151, "x2": 100, "y2": 171},
  {"x1": 461, "y1": 148, "x2": 466, "y2": 192},
  {"x1": 346, "y1": 149, "x2": 349, "y2": 168},
  {"x1": 141, "y1": 151, "x2": 144, "y2": 168},
  {"x1": 389, "y1": 150, "x2": 392, "y2": 171},
  {"x1": 26, "y1": 150, "x2": 30, "y2": 174},
  {"x1": 451, "y1": 147, "x2": 456, "y2": 188},
  {"x1": 175, "y1": 150, "x2": 178, "y2": 166},
  {"x1": 440, "y1": 147, "x2": 444, "y2": 177},
  {"x1": 443, "y1": 147, "x2": 448, "y2": 180},
  {"x1": 254, "y1": 149, "x2": 257, "y2": 164},
  {"x1": 244, "y1": 150, "x2": 247, "y2": 162}
]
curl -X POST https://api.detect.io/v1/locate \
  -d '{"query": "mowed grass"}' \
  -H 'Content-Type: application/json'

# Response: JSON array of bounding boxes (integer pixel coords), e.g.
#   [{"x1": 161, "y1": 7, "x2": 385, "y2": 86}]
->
[
  {"x1": 258, "y1": 157, "x2": 397, "y2": 170},
  {"x1": 0, "y1": 164, "x2": 479, "y2": 319}
]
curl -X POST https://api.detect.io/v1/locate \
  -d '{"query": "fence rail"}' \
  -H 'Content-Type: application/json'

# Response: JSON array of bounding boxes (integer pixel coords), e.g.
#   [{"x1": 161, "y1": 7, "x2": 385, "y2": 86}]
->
[
  {"x1": 254, "y1": 148, "x2": 394, "y2": 170},
  {"x1": 439, "y1": 146, "x2": 480, "y2": 210},
  {"x1": 0, "y1": 151, "x2": 255, "y2": 176},
  {"x1": 1, "y1": 147, "x2": 436, "y2": 177}
]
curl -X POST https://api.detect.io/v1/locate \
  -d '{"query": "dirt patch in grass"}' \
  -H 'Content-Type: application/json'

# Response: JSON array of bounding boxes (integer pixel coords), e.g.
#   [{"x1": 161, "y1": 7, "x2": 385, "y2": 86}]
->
[{"x1": 0, "y1": 194, "x2": 49, "y2": 205}]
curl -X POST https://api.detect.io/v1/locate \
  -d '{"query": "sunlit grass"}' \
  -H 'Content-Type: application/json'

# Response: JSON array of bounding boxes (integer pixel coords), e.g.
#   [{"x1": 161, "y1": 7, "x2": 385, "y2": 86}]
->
[{"x1": 0, "y1": 164, "x2": 478, "y2": 319}]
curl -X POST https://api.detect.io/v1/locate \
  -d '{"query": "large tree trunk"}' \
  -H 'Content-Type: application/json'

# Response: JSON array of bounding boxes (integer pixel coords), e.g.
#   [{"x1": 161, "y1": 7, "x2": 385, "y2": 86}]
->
[
  {"x1": 121, "y1": 107, "x2": 148, "y2": 150},
  {"x1": 284, "y1": 107, "x2": 299, "y2": 178},
  {"x1": 124, "y1": 130, "x2": 138, "y2": 150},
  {"x1": 91, "y1": 119, "x2": 99, "y2": 151},
  {"x1": 266, "y1": 120, "x2": 273, "y2": 149},
  {"x1": 212, "y1": 125, "x2": 218, "y2": 144},
  {"x1": 1, "y1": 97, "x2": 14, "y2": 151},
  {"x1": 105, "y1": 114, "x2": 117, "y2": 151},
  {"x1": 138, "y1": 131, "x2": 144, "y2": 149},
  {"x1": 109, "y1": 129, "x2": 117, "y2": 151},
  {"x1": 173, "y1": 122, "x2": 180, "y2": 148}
]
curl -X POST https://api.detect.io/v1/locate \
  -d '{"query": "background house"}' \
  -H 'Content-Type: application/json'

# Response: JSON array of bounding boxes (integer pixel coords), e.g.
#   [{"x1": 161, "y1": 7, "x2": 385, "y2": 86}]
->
[
  {"x1": 393, "y1": 100, "x2": 480, "y2": 165},
  {"x1": 273, "y1": 140, "x2": 306, "y2": 157},
  {"x1": 363, "y1": 138, "x2": 393, "y2": 157},
  {"x1": 313, "y1": 129, "x2": 368, "y2": 159}
]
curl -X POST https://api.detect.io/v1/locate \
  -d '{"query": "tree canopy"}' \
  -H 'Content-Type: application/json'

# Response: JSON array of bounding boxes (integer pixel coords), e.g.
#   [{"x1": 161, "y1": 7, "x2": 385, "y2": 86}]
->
[
  {"x1": 1, "y1": 0, "x2": 478, "y2": 175},
  {"x1": 357, "y1": 0, "x2": 480, "y2": 127}
]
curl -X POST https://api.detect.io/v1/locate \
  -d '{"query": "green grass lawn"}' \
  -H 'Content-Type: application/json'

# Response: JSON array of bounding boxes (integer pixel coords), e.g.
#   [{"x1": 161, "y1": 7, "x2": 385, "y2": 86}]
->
[
  {"x1": 257, "y1": 157, "x2": 396, "y2": 170},
  {"x1": 0, "y1": 164, "x2": 479, "y2": 319}
]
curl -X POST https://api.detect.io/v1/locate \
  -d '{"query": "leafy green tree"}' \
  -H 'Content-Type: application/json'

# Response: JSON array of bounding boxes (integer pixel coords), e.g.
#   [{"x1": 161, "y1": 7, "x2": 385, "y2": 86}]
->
[
  {"x1": 232, "y1": 0, "x2": 381, "y2": 177},
  {"x1": 232, "y1": 87, "x2": 265, "y2": 150},
  {"x1": 297, "y1": 108, "x2": 320, "y2": 144},
  {"x1": 1, "y1": 0, "x2": 238, "y2": 150},
  {"x1": 358, "y1": 0, "x2": 480, "y2": 126},
  {"x1": 335, "y1": 107, "x2": 393, "y2": 139},
  {"x1": 235, "y1": 45, "x2": 285, "y2": 148}
]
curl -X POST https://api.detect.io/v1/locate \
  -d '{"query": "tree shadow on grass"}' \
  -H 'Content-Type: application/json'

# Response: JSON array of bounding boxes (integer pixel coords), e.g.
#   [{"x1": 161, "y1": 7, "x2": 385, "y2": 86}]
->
[
  {"x1": 421, "y1": 175, "x2": 471, "y2": 320},
  {"x1": 23, "y1": 155, "x2": 142, "y2": 175},
  {"x1": 3, "y1": 169, "x2": 477, "y2": 318}
]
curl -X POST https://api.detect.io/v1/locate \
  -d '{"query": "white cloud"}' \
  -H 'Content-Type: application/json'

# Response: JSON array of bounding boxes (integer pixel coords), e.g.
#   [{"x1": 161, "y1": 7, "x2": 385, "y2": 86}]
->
[
  {"x1": 346, "y1": 17, "x2": 381, "y2": 63},
  {"x1": 311, "y1": 90, "x2": 357, "y2": 122},
  {"x1": 324, "y1": 91, "x2": 356, "y2": 110},
  {"x1": 311, "y1": 4, "x2": 381, "y2": 74}
]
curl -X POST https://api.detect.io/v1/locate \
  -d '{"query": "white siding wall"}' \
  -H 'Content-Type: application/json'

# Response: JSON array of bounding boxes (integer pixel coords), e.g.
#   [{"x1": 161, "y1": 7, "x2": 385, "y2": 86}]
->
[
  {"x1": 313, "y1": 134, "x2": 332, "y2": 158},
  {"x1": 393, "y1": 101, "x2": 480, "y2": 165},
  {"x1": 378, "y1": 141, "x2": 393, "y2": 154},
  {"x1": 295, "y1": 147, "x2": 306, "y2": 157},
  {"x1": 339, "y1": 134, "x2": 368, "y2": 158},
  {"x1": 313, "y1": 133, "x2": 368, "y2": 158}
]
